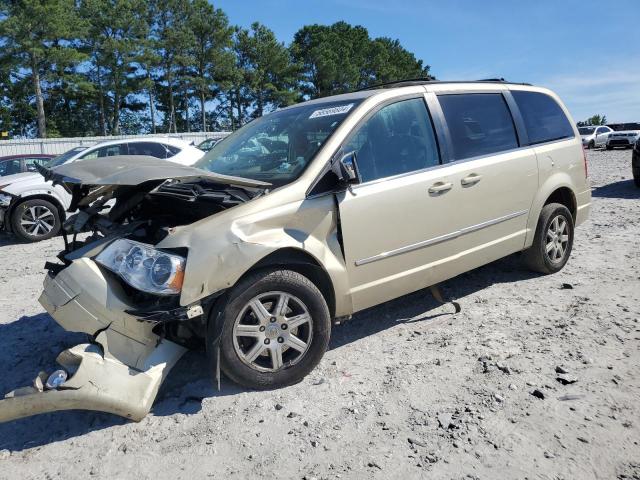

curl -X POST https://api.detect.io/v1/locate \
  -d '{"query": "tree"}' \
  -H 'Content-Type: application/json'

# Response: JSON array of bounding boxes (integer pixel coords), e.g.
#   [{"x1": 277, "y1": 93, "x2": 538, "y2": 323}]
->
[
  {"x1": 577, "y1": 114, "x2": 608, "y2": 127},
  {"x1": 0, "y1": 0, "x2": 87, "y2": 137},
  {"x1": 291, "y1": 21, "x2": 431, "y2": 98},
  {"x1": 235, "y1": 22, "x2": 300, "y2": 119},
  {"x1": 154, "y1": 0, "x2": 194, "y2": 133},
  {"x1": 185, "y1": 0, "x2": 233, "y2": 132},
  {"x1": 81, "y1": 0, "x2": 149, "y2": 135}
]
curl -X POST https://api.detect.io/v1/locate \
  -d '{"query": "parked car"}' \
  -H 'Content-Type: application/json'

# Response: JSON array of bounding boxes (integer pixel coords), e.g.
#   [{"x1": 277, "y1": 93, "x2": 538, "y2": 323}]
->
[
  {"x1": 3, "y1": 80, "x2": 591, "y2": 424},
  {"x1": 632, "y1": 137, "x2": 640, "y2": 187},
  {"x1": 579, "y1": 125, "x2": 613, "y2": 149},
  {"x1": 197, "y1": 137, "x2": 222, "y2": 152},
  {"x1": 606, "y1": 130, "x2": 640, "y2": 149},
  {"x1": 0, "y1": 137, "x2": 204, "y2": 242},
  {"x1": 0, "y1": 154, "x2": 56, "y2": 177}
]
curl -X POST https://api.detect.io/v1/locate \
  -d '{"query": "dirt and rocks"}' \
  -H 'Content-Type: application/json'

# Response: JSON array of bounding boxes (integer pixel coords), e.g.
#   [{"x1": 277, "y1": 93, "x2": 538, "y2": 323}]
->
[{"x1": 0, "y1": 149, "x2": 638, "y2": 480}]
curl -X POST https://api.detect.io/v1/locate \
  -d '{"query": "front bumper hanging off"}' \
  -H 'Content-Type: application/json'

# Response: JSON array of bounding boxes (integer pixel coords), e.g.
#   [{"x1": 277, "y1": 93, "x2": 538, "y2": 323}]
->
[
  {"x1": 0, "y1": 333, "x2": 184, "y2": 422},
  {"x1": 0, "y1": 258, "x2": 187, "y2": 423}
]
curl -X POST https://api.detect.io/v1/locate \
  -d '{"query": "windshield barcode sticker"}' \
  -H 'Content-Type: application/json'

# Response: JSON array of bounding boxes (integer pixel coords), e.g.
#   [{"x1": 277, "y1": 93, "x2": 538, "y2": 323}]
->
[{"x1": 309, "y1": 104, "x2": 354, "y2": 119}]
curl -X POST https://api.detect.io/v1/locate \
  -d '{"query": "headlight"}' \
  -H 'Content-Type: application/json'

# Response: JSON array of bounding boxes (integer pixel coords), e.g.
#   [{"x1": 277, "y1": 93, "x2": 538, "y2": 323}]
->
[
  {"x1": 95, "y1": 239, "x2": 186, "y2": 295},
  {"x1": 0, "y1": 193, "x2": 11, "y2": 207}
]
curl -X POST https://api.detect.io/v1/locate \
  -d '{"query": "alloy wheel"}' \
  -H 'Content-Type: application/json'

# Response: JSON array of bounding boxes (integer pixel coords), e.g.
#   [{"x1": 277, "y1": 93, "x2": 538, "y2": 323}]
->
[
  {"x1": 232, "y1": 291, "x2": 313, "y2": 372},
  {"x1": 545, "y1": 215, "x2": 569, "y2": 263},
  {"x1": 20, "y1": 205, "x2": 55, "y2": 237}
]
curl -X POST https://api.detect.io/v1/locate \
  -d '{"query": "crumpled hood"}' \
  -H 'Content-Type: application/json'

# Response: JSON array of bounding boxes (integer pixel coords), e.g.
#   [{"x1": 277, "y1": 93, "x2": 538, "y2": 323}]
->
[{"x1": 46, "y1": 155, "x2": 270, "y2": 189}]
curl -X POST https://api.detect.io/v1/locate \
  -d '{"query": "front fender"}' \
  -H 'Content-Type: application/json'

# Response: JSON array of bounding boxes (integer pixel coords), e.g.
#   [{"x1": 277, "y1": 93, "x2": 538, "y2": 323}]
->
[{"x1": 157, "y1": 195, "x2": 353, "y2": 317}]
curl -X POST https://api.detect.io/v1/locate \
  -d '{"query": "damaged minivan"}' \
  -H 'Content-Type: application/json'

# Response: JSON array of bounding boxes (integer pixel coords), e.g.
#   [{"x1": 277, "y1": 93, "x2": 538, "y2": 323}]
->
[{"x1": 1, "y1": 80, "x2": 591, "y2": 422}]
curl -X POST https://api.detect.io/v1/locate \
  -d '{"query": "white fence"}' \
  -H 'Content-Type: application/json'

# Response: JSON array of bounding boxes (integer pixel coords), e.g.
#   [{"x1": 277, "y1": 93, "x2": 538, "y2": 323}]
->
[{"x1": 0, "y1": 132, "x2": 229, "y2": 157}]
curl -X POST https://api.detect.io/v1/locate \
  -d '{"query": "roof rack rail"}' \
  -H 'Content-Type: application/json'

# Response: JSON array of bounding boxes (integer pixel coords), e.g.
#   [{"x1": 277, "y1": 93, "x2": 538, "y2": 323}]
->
[{"x1": 357, "y1": 77, "x2": 531, "y2": 92}]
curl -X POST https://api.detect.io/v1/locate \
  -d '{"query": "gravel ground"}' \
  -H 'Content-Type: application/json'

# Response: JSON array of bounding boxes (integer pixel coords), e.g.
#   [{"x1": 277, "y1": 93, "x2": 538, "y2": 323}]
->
[{"x1": 0, "y1": 149, "x2": 638, "y2": 480}]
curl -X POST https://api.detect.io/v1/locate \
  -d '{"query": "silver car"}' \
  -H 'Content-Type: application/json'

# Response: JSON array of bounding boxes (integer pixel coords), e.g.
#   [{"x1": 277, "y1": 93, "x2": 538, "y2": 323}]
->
[{"x1": 579, "y1": 125, "x2": 612, "y2": 149}]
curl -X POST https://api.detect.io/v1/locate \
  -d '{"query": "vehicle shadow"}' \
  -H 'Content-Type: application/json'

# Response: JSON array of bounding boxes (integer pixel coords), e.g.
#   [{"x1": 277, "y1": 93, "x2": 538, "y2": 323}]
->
[
  {"x1": 0, "y1": 253, "x2": 537, "y2": 451},
  {"x1": 0, "y1": 232, "x2": 21, "y2": 247},
  {"x1": 591, "y1": 179, "x2": 639, "y2": 199}
]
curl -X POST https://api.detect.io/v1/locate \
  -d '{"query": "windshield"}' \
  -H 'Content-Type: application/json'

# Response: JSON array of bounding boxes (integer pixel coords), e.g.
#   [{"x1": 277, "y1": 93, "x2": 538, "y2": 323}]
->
[
  {"x1": 578, "y1": 127, "x2": 595, "y2": 135},
  {"x1": 49, "y1": 147, "x2": 88, "y2": 167},
  {"x1": 195, "y1": 100, "x2": 362, "y2": 187}
]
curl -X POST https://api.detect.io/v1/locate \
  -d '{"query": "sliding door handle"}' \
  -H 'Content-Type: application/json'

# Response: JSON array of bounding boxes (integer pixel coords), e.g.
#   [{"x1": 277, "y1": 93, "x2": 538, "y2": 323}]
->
[
  {"x1": 461, "y1": 174, "x2": 482, "y2": 186},
  {"x1": 428, "y1": 182, "x2": 453, "y2": 194}
]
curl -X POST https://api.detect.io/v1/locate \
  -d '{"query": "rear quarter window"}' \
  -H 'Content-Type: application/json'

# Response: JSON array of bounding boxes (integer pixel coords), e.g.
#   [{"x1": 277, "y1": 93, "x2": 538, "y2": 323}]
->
[{"x1": 512, "y1": 91, "x2": 575, "y2": 145}]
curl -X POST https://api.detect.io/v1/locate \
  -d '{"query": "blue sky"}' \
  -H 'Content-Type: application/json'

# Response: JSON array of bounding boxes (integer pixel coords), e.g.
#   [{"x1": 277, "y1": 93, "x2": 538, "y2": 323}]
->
[{"x1": 215, "y1": 0, "x2": 640, "y2": 123}]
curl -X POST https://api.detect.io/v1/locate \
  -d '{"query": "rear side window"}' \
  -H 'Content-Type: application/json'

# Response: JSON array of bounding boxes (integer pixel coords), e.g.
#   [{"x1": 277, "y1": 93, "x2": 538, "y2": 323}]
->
[
  {"x1": 511, "y1": 91, "x2": 575, "y2": 145},
  {"x1": 0, "y1": 159, "x2": 21, "y2": 176},
  {"x1": 128, "y1": 142, "x2": 168, "y2": 158},
  {"x1": 438, "y1": 93, "x2": 518, "y2": 160},
  {"x1": 164, "y1": 144, "x2": 181, "y2": 157},
  {"x1": 81, "y1": 144, "x2": 128, "y2": 159},
  {"x1": 343, "y1": 98, "x2": 440, "y2": 183},
  {"x1": 24, "y1": 157, "x2": 50, "y2": 172}
]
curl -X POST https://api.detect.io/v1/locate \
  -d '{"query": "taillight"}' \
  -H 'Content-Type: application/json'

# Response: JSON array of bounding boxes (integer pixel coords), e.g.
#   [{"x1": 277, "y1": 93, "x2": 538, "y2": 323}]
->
[{"x1": 582, "y1": 146, "x2": 588, "y2": 178}]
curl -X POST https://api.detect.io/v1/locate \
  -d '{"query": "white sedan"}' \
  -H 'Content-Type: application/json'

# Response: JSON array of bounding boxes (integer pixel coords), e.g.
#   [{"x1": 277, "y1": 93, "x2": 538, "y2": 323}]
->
[{"x1": 0, "y1": 137, "x2": 204, "y2": 242}]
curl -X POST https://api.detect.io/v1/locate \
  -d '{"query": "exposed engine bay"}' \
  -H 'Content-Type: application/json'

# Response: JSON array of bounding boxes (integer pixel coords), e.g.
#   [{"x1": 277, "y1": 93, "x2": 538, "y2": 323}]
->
[{"x1": 58, "y1": 172, "x2": 266, "y2": 246}]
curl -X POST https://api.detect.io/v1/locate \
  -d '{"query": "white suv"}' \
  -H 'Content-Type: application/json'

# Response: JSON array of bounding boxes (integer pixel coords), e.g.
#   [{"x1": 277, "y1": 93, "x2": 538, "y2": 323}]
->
[{"x1": 0, "y1": 137, "x2": 204, "y2": 242}]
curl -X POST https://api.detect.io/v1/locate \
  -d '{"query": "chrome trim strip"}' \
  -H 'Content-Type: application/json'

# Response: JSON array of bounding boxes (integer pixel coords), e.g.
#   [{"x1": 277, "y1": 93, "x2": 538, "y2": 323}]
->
[{"x1": 354, "y1": 209, "x2": 528, "y2": 266}]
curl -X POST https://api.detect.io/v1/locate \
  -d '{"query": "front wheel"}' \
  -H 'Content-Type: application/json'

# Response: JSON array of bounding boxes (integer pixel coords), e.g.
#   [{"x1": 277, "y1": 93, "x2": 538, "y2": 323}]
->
[
  {"x1": 523, "y1": 203, "x2": 574, "y2": 274},
  {"x1": 10, "y1": 198, "x2": 61, "y2": 242},
  {"x1": 587, "y1": 140, "x2": 595, "y2": 149},
  {"x1": 215, "y1": 269, "x2": 331, "y2": 389}
]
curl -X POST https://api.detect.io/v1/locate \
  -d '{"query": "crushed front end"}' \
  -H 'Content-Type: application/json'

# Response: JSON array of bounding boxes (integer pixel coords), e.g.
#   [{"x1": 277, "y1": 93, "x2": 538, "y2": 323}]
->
[{"x1": 0, "y1": 156, "x2": 269, "y2": 423}]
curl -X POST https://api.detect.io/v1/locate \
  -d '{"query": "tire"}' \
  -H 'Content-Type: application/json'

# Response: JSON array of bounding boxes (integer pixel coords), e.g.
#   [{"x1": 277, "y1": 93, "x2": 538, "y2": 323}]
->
[
  {"x1": 606, "y1": 145, "x2": 613, "y2": 150},
  {"x1": 587, "y1": 140, "x2": 595, "y2": 149},
  {"x1": 10, "y1": 198, "x2": 61, "y2": 242},
  {"x1": 523, "y1": 203, "x2": 574, "y2": 274},
  {"x1": 214, "y1": 269, "x2": 331, "y2": 389},
  {"x1": 633, "y1": 169, "x2": 640, "y2": 188}
]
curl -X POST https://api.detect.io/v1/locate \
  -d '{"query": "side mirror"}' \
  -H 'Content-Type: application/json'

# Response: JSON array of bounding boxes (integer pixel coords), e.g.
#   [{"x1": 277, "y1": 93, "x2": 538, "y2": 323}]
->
[{"x1": 331, "y1": 150, "x2": 359, "y2": 184}]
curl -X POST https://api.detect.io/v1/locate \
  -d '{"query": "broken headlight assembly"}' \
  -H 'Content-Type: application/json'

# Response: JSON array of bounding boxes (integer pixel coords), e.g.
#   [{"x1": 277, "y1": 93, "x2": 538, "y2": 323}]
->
[{"x1": 95, "y1": 239, "x2": 185, "y2": 295}]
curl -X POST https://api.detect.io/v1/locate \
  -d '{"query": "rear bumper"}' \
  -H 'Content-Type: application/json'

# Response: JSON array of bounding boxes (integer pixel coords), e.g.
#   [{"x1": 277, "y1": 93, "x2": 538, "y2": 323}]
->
[
  {"x1": 575, "y1": 188, "x2": 591, "y2": 228},
  {"x1": 0, "y1": 258, "x2": 186, "y2": 423}
]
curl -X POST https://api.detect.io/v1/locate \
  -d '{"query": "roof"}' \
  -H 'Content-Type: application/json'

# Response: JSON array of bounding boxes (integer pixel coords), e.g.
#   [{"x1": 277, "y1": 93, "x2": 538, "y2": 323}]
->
[
  {"x1": 0, "y1": 153, "x2": 56, "y2": 160},
  {"x1": 359, "y1": 78, "x2": 532, "y2": 91},
  {"x1": 92, "y1": 136, "x2": 194, "y2": 147}
]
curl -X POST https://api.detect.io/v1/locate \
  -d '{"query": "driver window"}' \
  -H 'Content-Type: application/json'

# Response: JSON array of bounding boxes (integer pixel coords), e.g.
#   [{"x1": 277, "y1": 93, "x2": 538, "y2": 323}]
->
[{"x1": 343, "y1": 98, "x2": 440, "y2": 183}]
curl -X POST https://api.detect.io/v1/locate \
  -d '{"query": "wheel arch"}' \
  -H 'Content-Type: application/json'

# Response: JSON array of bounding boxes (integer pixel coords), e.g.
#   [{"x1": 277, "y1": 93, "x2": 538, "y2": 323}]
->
[
  {"x1": 543, "y1": 186, "x2": 577, "y2": 220},
  {"x1": 525, "y1": 177, "x2": 578, "y2": 249},
  {"x1": 6, "y1": 193, "x2": 66, "y2": 232},
  {"x1": 238, "y1": 248, "x2": 337, "y2": 319}
]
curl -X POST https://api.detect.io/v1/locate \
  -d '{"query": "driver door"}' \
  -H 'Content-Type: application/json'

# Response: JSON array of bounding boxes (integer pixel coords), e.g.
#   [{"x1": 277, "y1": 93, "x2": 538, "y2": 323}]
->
[{"x1": 336, "y1": 96, "x2": 463, "y2": 312}]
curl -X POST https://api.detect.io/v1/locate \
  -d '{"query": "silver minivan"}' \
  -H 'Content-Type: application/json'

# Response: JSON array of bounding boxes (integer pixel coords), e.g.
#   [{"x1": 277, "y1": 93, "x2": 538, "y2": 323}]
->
[{"x1": 1, "y1": 80, "x2": 591, "y2": 423}]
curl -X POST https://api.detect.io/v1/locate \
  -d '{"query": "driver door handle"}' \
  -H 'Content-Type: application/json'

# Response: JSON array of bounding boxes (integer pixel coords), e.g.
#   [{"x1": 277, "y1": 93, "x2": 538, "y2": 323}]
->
[
  {"x1": 428, "y1": 182, "x2": 453, "y2": 194},
  {"x1": 461, "y1": 174, "x2": 482, "y2": 186}
]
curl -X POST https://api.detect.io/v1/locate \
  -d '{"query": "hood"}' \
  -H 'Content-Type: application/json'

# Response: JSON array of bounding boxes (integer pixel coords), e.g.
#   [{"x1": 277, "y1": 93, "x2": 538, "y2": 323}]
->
[
  {"x1": 0, "y1": 172, "x2": 41, "y2": 188},
  {"x1": 610, "y1": 130, "x2": 640, "y2": 136},
  {"x1": 46, "y1": 155, "x2": 270, "y2": 189}
]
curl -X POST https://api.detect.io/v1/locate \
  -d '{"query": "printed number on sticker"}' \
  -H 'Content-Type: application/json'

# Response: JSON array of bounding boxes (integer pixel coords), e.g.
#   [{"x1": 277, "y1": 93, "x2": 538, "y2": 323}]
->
[{"x1": 309, "y1": 104, "x2": 354, "y2": 119}]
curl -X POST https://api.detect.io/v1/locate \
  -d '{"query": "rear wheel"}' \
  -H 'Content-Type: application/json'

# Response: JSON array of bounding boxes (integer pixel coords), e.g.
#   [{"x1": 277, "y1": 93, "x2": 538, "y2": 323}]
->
[
  {"x1": 10, "y1": 198, "x2": 61, "y2": 242},
  {"x1": 523, "y1": 203, "x2": 574, "y2": 274},
  {"x1": 215, "y1": 269, "x2": 331, "y2": 389}
]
